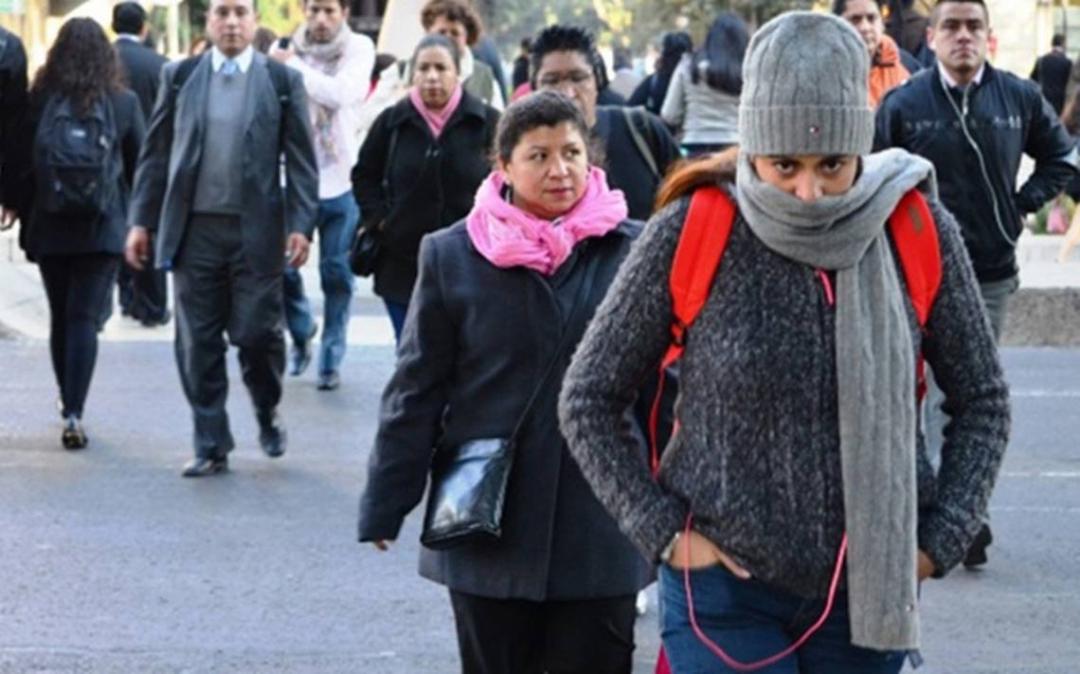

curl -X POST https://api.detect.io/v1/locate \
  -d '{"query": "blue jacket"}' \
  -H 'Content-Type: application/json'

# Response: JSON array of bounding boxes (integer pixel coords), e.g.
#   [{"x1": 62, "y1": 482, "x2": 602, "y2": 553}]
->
[{"x1": 875, "y1": 63, "x2": 1078, "y2": 282}]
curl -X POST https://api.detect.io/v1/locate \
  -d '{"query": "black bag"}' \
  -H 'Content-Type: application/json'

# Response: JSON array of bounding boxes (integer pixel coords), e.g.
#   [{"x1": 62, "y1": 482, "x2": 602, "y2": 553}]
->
[
  {"x1": 348, "y1": 224, "x2": 380, "y2": 277},
  {"x1": 420, "y1": 252, "x2": 601, "y2": 550},
  {"x1": 349, "y1": 125, "x2": 399, "y2": 277},
  {"x1": 34, "y1": 94, "x2": 119, "y2": 217}
]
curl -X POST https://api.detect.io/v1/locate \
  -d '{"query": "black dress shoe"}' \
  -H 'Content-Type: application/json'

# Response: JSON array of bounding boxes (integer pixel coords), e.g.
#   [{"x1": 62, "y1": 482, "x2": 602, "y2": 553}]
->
[
  {"x1": 182, "y1": 456, "x2": 228, "y2": 477},
  {"x1": 316, "y1": 370, "x2": 340, "y2": 391},
  {"x1": 963, "y1": 523, "x2": 993, "y2": 568},
  {"x1": 257, "y1": 411, "x2": 287, "y2": 458},
  {"x1": 140, "y1": 308, "x2": 172, "y2": 328},
  {"x1": 61, "y1": 416, "x2": 87, "y2": 450}
]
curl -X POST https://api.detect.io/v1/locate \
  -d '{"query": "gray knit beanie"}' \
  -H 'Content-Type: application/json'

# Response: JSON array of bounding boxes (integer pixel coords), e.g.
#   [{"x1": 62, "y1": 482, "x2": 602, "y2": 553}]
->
[{"x1": 739, "y1": 11, "x2": 873, "y2": 157}]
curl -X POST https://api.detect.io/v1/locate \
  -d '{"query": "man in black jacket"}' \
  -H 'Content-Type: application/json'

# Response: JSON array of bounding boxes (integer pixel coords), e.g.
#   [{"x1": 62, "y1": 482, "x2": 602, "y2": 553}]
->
[
  {"x1": 529, "y1": 25, "x2": 679, "y2": 221},
  {"x1": 1030, "y1": 33, "x2": 1071, "y2": 115},
  {"x1": 0, "y1": 26, "x2": 28, "y2": 231},
  {"x1": 113, "y1": 2, "x2": 171, "y2": 327},
  {"x1": 875, "y1": 0, "x2": 1078, "y2": 568}
]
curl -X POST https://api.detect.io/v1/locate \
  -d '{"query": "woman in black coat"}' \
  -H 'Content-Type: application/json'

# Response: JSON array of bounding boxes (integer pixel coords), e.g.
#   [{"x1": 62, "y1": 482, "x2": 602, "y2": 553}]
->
[
  {"x1": 18, "y1": 18, "x2": 145, "y2": 449},
  {"x1": 351, "y1": 34, "x2": 498, "y2": 341},
  {"x1": 358, "y1": 92, "x2": 653, "y2": 674}
]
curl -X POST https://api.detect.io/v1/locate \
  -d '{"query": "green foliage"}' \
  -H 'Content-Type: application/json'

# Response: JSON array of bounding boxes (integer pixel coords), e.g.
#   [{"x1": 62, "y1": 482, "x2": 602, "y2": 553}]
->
[{"x1": 487, "y1": 0, "x2": 814, "y2": 57}]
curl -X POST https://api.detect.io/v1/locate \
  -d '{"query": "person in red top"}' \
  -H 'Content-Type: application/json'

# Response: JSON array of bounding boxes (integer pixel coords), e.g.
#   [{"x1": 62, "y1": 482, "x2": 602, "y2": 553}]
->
[{"x1": 834, "y1": 0, "x2": 921, "y2": 107}]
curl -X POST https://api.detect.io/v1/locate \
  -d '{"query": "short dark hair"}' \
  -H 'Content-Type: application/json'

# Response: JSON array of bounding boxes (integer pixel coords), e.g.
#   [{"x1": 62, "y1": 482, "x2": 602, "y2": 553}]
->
[
  {"x1": 930, "y1": 0, "x2": 989, "y2": 26},
  {"x1": 529, "y1": 25, "x2": 599, "y2": 88},
  {"x1": 831, "y1": 0, "x2": 884, "y2": 14},
  {"x1": 420, "y1": 0, "x2": 483, "y2": 47},
  {"x1": 303, "y1": 0, "x2": 350, "y2": 9},
  {"x1": 495, "y1": 90, "x2": 593, "y2": 164},
  {"x1": 1053, "y1": 33, "x2": 1066, "y2": 49},
  {"x1": 410, "y1": 33, "x2": 461, "y2": 75},
  {"x1": 112, "y1": 1, "x2": 147, "y2": 35}
]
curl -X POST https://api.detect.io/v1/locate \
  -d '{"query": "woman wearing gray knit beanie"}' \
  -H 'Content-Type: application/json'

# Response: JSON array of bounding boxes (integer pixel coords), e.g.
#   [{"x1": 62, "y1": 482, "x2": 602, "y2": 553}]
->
[{"x1": 559, "y1": 11, "x2": 1009, "y2": 673}]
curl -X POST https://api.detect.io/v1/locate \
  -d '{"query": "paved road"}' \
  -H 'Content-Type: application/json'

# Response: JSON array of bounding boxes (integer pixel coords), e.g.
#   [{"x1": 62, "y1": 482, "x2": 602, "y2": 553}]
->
[{"x1": 0, "y1": 339, "x2": 1077, "y2": 673}]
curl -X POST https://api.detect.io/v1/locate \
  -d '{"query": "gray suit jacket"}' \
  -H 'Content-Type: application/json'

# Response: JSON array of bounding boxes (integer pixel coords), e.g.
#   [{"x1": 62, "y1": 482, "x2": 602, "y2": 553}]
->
[{"x1": 128, "y1": 51, "x2": 318, "y2": 275}]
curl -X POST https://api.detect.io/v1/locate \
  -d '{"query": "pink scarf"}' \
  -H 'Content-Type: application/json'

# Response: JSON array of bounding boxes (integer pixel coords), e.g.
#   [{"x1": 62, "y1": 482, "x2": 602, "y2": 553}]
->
[
  {"x1": 409, "y1": 84, "x2": 464, "y2": 139},
  {"x1": 466, "y1": 167, "x2": 628, "y2": 275}
]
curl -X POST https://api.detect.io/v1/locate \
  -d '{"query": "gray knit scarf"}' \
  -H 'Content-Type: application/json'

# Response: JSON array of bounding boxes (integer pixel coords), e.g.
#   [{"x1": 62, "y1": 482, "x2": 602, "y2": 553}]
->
[
  {"x1": 735, "y1": 148, "x2": 936, "y2": 651},
  {"x1": 292, "y1": 24, "x2": 350, "y2": 162}
]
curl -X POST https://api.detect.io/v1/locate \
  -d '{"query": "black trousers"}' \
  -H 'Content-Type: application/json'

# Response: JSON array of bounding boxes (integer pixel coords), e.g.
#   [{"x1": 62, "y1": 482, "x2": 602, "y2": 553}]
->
[
  {"x1": 173, "y1": 214, "x2": 285, "y2": 458},
  {"x1": 38, "y1": 253, "x2": 120, "y2": 418},
  {"x1": 448, "y1": 591, "x2": 636, "y2": 674}
]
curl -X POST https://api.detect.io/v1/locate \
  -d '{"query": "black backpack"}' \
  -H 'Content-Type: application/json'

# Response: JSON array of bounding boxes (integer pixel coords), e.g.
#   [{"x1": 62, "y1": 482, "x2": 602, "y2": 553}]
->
[{"x1": 34, "y1": 94, "x2": 119, "y2": 217}]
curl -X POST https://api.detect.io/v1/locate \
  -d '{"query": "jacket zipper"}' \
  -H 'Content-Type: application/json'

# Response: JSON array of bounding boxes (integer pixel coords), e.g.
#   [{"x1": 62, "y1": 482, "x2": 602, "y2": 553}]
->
[{"x1": 941, "y1": 77, "x2": 1015, "y2": 247}]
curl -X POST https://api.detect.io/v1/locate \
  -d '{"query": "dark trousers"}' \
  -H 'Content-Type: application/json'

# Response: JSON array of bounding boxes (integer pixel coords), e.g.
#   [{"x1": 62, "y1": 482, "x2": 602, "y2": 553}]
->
[
  {"x1": 448, "y1": 591, "x2": 636, "y2": 674},
  {"x1": 173, "y1": 214, "x2": 285, "y2": 459},
  {"x1": 659, "y1": 565, "x2": 905, "y2": 673},
  {"x1": 38, "y1": 253, "x2": 120, "y2": 418}
]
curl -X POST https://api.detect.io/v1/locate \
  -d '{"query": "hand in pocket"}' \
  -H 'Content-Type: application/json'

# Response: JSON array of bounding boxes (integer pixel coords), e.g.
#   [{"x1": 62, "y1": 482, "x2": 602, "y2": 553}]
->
[{"x1": 668, "y1": 530, "x2": 752, "y2": 579}]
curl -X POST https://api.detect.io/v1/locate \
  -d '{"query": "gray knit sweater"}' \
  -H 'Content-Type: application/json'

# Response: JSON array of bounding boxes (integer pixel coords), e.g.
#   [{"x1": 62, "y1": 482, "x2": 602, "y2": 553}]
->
[{"x1": 558, "y1": 189, "x2": 1010, "y2": 599}]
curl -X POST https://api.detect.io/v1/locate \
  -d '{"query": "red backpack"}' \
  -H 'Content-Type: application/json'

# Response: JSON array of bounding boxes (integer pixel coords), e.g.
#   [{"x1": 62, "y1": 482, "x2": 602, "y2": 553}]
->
[{"x1": 650, "y1": 186, "x2": 941, "y2": 673}]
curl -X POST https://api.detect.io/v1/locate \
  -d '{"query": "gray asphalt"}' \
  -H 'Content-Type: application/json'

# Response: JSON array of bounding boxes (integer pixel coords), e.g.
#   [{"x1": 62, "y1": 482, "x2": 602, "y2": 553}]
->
[{"x1": 0, "y1": 339, "x2": 1077, "y2": 673}]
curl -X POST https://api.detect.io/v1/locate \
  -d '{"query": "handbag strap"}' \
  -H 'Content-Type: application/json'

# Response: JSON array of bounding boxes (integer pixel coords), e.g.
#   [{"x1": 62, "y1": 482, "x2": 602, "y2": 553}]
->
[{"x1": 509, "y1": 244, "x2": 603, "y2": 442}]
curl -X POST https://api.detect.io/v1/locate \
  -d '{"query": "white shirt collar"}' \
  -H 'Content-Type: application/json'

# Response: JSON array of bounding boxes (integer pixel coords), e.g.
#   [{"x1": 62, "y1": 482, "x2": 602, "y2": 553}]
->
[
  {"x1": 211, "y1": 45, "x2": 255, "y2": 73},
  {"x1": 937, "y1": 61, "x2": 985, "y2": 89},
  {"x1": 116, "y1": 33, "x2": 142, "y2": 43}
]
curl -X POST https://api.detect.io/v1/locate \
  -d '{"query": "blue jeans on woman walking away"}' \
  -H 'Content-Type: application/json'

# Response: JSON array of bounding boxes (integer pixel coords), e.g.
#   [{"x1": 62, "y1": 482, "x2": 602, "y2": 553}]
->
[
  {"x1": 283, "y1": 193, "x2": 359, "y2": 375},
  {"x1": 659, "y1": 564, "x2": 906, "y2": 673}
]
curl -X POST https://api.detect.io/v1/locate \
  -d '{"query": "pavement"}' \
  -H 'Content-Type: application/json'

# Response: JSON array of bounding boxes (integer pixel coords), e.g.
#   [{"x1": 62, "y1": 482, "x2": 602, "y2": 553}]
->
[{"x1": 0, "y1": 338, "x2": 1078, "y2": 673}]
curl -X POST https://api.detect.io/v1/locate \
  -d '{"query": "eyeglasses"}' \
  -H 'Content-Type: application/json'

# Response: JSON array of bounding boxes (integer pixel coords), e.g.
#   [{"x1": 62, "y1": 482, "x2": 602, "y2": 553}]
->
[{"x1": 537, "y1": 70, "x2": 594, "y2": 89}]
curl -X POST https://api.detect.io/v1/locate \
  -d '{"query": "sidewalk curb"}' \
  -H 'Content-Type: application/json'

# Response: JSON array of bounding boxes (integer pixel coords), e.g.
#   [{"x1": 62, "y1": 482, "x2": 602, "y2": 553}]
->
[{"x1": 1003, "y1": 288, "x2": 1080, "y2": 346}]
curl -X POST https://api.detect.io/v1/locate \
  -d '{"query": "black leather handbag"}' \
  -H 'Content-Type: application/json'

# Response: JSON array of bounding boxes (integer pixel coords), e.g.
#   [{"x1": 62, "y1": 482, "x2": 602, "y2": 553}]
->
[
  {"x1": 420, "y1": 252, "x2": 600, "y2": 550},
  {"x1": 348, "y1": 225, "x2": 380, "y2": 277},
  {"x1": 349, "y1": 126, "x2": 399, "y2": 278}
]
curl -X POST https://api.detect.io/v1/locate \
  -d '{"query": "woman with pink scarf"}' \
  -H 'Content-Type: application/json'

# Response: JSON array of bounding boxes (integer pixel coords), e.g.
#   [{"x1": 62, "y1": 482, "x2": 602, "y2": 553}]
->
[
  {"x1": 358, "y1": 91, "x2": 658, "y2": 674},
  {"x1": 352, "y1": 34, "x2": 499, "y2": 341}
]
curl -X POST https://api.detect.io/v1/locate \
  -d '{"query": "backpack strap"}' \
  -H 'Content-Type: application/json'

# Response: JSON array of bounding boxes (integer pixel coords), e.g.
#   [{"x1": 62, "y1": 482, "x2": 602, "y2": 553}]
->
[
  {"x1": 648, "y1": 186, "x2": 737, "y2": 474},
  {"x1": 663, "y1": 186, "x2": 737, "y2": 368},
  {"x1": 887, "y1": 188, "x2": 942, "y2": 401},
  {"x1": 622, "y1": 106, "x2": 660, "y2": 179}
]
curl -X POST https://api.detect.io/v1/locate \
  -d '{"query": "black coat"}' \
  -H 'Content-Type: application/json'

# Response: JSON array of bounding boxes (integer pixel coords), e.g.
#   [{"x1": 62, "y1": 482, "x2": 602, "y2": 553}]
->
[
  {"x1": 358, "y1": 220, "x2": 654, "y2": 601},
  {"x1": 875, "y1": 63, "x2": 1078, "y2": 282},
  {"x1": 594, "y1": 106, "x2": 680, "y2": 222},
  {"x1": 0, "y1": 27, "x2": 28, "y2": 212},
  {"x1": 352, "y1": 92, "x2": 498, "y2": 304},
  {"x1": 115, "y1": 38, "x2": 168, "y2": 120},
  {"x1": 24, "y1": 89, "x2": 145, "y2": 257},
  {"x1": 1030, "y1": 50, "x2": 1072, "y2": 115}
]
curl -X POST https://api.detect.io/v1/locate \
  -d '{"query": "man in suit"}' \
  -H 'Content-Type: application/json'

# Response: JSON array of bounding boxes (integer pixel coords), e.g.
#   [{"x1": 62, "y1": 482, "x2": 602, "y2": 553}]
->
[
  {"x1": 113, "y1": 2, "x2": 172, "y2": 327},
  {"x1": 126, "y1": 0, "x2": 319, "y2": 477}
]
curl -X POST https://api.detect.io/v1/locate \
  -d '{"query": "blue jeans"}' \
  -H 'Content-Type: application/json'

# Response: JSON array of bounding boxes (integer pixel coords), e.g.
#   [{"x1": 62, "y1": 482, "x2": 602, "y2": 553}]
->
[
  {"x1": 283, "y1": 193, "x2": 359, "y2": 374},
  {"x1": 660, "y1": 564, "x2": 906, "y2": 673},
  {"x1": 384, "y1": 299, "x2": 408, "y2": 344}
]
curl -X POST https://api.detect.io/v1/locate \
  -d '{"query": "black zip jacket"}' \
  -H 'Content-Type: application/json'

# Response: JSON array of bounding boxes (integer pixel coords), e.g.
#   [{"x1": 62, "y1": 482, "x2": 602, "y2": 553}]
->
[{"x1": 875, "y1": 63, "x2": 1078, "y2": 283}]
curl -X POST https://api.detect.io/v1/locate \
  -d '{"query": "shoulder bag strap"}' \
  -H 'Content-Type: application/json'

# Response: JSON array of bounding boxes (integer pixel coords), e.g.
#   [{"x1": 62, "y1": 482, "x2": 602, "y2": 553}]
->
[{"x1": 622, "y1": 106, "x2": 660, "y2": 179}]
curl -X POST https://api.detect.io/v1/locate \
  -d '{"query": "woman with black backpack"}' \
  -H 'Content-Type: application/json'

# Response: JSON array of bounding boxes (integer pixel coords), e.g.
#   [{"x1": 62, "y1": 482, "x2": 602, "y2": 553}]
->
[{"x1": 21, "y1": 18, "x2": 145, "y2": 449}]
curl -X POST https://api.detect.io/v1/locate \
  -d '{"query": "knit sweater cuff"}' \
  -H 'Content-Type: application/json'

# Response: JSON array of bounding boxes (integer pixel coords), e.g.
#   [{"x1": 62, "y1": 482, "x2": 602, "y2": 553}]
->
[
  {"x1": 917, "y1": 509, "x2": 969, "y2": 575},
  {"x1": 627, "y1": 494, "x2": 689, "y2": 563}
]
